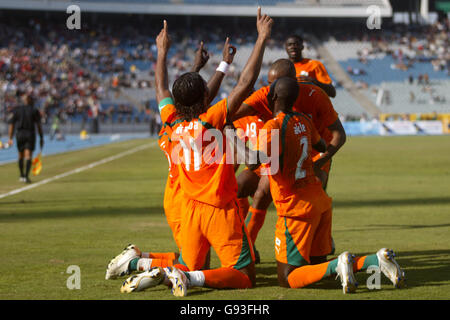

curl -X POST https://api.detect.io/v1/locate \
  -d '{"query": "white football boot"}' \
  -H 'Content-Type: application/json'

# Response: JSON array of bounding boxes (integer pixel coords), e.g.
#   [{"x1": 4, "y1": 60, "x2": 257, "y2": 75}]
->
[
  {"x1": 377, "y1": 248, "x2": 406, "y2": 288},
  {"x1": 335, "y1": 251, "x2": 358, "y2": 294},
  {"x1": 120, "y1": 267, "x2": 166, "y2": 293},
  {"x1": 166, "y1": 267, "x2": 189, "y2": 297},
  {"x1": 105, "y1": 244, "x2": 140, "y2": 280}
]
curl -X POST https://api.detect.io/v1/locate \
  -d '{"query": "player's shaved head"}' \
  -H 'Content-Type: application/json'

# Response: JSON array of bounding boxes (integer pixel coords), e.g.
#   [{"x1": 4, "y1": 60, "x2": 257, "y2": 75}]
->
[
  {"x1": 268, "y1": 59, "x2": 296, "y2": 84},
  {"x1": 268, "y1": 77, "x2": 299, "y2": 114},
  {"x1": 172, "y1": 72, "x2": 208, "y2": 121}
]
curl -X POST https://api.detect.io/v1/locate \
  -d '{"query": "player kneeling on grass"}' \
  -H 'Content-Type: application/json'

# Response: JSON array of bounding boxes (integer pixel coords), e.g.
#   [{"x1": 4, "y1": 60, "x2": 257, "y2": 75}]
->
[
  {"x1": 115, "y1": 8, "x2": 273, "y2": 297},
  {"x1": 235, "y1": 77, "x2": 405, "y2": 293}
]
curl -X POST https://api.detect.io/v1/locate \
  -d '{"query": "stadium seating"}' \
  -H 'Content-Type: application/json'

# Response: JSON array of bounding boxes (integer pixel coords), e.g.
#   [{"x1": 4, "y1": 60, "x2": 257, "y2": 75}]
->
[{"x1": 1, "y1": 11, "x2": 448, "y2": 125}]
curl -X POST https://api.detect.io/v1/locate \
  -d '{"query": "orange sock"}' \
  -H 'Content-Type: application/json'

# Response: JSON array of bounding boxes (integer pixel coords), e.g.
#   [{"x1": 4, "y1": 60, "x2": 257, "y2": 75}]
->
[
  {"x1": 245, "y1": 207, "x2": 266, "y2": 245},
  {"x1": 353, "y1": 254, "x2": 379, "y2": 273},
  {"x1": 237, "y1": 197, "x2": 250, "y2": 219},
  {"x1": 149, "y1": 259, "x2": 173, "y2": 269},
  {"x1": 287, "y1": 259, "x2": 339, "y2": 288},
  {"x1": 148, "y1": 252, "x2": 177, "y2": 260},
  {"x1": 203, "y1": 267, "x2": 252, "y2": 289}
]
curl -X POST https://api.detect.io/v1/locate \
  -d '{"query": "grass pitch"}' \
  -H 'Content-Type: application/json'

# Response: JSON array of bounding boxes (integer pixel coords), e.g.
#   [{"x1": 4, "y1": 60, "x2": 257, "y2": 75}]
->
[{"x1": 0, "y1": 136, "x2": 449, "y2": 300}]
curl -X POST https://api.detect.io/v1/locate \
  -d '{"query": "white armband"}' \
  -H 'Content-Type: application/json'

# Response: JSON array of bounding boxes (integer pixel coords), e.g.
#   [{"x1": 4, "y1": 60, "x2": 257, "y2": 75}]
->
[{"x1": 216, "y1": 61, "x2": 230, "y2": 75}]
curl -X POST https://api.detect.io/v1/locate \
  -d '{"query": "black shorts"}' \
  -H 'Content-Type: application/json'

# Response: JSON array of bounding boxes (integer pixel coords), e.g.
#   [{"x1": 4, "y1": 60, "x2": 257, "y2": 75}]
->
[{"x1": 16, "y1": 131, "x2": 36, "y2": 153}]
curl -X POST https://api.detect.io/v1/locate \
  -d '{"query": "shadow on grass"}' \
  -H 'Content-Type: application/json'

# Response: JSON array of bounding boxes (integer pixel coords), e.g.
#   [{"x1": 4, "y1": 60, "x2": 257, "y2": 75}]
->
[
  {"x1": 389, "y1": 249, "x2": 450, "y2": 289},
  {"x1": 0, "y1": 205, "x2": 165, "y2": 222},
  {"x1": 338, "y1": 223, "x2": 450, "y2": 233},
  {"x1": 333, "y1": 197, "x2": 450, "y2": 208},
  {"x1": 251, "y1": 249, "x2": 450, "y2": 292}
]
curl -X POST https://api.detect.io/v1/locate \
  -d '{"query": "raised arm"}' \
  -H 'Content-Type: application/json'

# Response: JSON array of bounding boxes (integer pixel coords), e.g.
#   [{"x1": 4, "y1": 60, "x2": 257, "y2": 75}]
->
[
  {"x1": 205, "y1": 37, "x2": 236, "y2": 105},
  {"x1": 191, "y1": 41, "x2": 209, "y2": 73},
  {"x1": 155, "y1": 20, "x2": 172, "y2": 104},
  {"x1": 226, "y1": 7, "x2": 273, "y2": 122}
]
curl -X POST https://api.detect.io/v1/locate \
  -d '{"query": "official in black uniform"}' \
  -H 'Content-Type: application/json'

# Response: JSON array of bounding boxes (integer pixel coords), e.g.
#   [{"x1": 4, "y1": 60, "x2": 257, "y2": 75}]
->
[{"x1": 8, "y1": 94, "x2": 44, "y2": 183}]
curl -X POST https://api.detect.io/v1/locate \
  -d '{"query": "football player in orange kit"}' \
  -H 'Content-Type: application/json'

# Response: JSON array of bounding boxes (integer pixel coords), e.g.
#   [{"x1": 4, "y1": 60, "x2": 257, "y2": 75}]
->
[
  {"x1": 121, "y1": 8, "x2": 273, "y2": 297},
  {"x1": 285, "y1": 35, "x2": 336, "y2": 98},
  {"x1": 106, "y1": 32, "x2": 235, "y2": 282},
  {"x1": 232, "y1": 58, "x2": 346, "y2": 264},
  {"x1": 239, "y1": 77, "x2": 405, "y2": 293}
]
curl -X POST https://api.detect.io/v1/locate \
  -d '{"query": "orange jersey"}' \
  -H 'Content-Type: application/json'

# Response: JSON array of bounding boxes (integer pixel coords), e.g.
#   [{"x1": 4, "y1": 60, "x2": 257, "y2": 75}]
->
[
  {"x1": 170, "y1": 99, "x2": 238, "y2": 208},
  {"x1": 158, "y1": 98, "x2": 180, "y2": 186},
  {"x1": 257, "y1": 111, "x2": 331, "y2": 217},
  {"x1": 294, "y1": 58, "x2": 332, "y2": 85},
  {"x1": 243, "y1": 83, "x2": 338, "y2": 148},
  {"x1": 233, "y1": 115, "x2": 265, "y2": 148}
]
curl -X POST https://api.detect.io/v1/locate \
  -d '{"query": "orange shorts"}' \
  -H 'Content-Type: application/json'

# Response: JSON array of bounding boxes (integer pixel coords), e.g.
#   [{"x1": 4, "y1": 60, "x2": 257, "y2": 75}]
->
[
  {"x1": 274, "y1": 208, "x2": 332, "y2": 267},
  {"x1": 163, "y1": 178, "x2": 183, "y2": 250},
  {"x1": 178, "y1": 199, "x2": 255, "y2": 271}
]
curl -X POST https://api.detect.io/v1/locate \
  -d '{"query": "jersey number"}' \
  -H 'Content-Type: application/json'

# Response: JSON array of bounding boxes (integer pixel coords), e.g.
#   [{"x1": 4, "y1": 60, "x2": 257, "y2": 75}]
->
[
  {"x1": 246, "y1": 122, "x2": 257, "y2": 138},
  {"x1": 179, "y1": 137, "x2": 201, "y2": 171},
  {"x1": 295, "y1": 136, "x2": 308, "y2": 180}
]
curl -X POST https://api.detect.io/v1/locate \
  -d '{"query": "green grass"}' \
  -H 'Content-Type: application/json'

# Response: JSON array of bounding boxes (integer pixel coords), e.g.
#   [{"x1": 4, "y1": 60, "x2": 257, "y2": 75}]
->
[{"x1": 0, "y1": 136, "x2": 449, "y2": 300}]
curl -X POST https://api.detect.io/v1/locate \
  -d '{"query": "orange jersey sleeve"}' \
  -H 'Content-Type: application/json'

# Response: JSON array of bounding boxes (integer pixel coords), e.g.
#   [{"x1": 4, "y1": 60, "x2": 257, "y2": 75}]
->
[
  {"x1": 171, "y1": 99, "x2": 237, "y2": 208},
  {"x1": 157, "y1": 99, "x2": 179, "y2": 184},
  {"x1": 158, "y1": 97, "x2": 177, "y2": 124},
  {"x1": 295, "y1": 59, "x2": 332, "y2": 85},
  {"x1": 242, "y1": 86, "x2": 272, "y2": 122}
]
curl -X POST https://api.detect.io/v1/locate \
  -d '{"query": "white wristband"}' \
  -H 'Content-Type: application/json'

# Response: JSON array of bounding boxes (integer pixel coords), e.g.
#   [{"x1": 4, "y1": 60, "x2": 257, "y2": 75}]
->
[{"x1": 216, "y1": 61, "x2": 230, "y2": 75}]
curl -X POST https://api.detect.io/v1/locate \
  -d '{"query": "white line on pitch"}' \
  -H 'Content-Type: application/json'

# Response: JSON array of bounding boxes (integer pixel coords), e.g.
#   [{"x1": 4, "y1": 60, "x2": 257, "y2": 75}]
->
[{"x1": 0, "y1": 141, "x2": 156, "y2": 200}]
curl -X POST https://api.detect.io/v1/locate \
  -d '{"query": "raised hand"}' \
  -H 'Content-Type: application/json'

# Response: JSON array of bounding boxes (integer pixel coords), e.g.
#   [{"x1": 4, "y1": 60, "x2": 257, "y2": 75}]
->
[
  {"x1": 156, "y1": 20, "x2": 171, "y2": 54},
  {"x1": 256, "y1": 7, "x2": 273, "y2": 40},
  {"x1": 192, "y1": 41, "x2": 210, "y2": 72},
  {"x1": 222, "y1": 37, "x2": 237, "y2": 64}
]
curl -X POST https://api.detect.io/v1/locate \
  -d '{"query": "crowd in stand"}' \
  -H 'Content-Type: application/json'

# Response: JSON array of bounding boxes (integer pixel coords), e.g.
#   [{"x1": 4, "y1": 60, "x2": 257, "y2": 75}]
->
[
  {"x1": 1, "y1": 13, "x2": 449, "y2": 127},
  {"x1": 327, "y1": 18, "x2": 450, "y2": 75}
]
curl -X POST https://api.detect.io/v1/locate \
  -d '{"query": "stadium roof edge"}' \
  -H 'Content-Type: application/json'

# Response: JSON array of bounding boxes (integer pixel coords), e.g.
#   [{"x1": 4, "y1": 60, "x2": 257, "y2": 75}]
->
[{"x1": 0, "y1": 0, "x2": 393, "y2": 18}]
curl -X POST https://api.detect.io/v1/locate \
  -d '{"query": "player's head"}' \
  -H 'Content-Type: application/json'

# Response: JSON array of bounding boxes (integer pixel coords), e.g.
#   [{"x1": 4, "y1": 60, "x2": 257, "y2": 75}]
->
[
  {"x1": 172, "y1": 72, "x2": 209, "y2": 121},
  {"x1": 22, "y1": 94, "x2": 34, "y2": 106},
  {"x1": 268, "y1": 59, "x2": 297, "y2": 84},
  {"x1": 285, "y1": 35, "x2": 304, "y2": 62},
  {"x1": 267, "y1": 77, "x2": 299, "y2": 115}
]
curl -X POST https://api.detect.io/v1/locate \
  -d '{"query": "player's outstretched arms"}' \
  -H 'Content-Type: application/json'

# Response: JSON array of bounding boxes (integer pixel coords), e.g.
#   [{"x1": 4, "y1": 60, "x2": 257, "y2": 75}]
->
[
  {"x1": 226, "y1": 7, "x2": 273, "y2": 122},
  {"x1": 155, "y1": 20, "x2": 172, "y2": 104},
  {"x1": 205, "y1": 37, "x2": 237, "y2": 105}
]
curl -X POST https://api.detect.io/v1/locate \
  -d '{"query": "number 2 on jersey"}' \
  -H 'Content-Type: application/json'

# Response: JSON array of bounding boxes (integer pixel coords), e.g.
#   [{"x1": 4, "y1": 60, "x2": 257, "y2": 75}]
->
[{"x1": 295, "y1": 136, "x2": 308, "y2": 180}]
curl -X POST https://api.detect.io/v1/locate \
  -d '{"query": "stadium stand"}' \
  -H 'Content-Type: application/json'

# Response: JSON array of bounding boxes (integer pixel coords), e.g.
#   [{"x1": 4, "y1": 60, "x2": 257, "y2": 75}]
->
[{"x1": 0, "y1": 5, "x2": 448, "y2": 133}]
